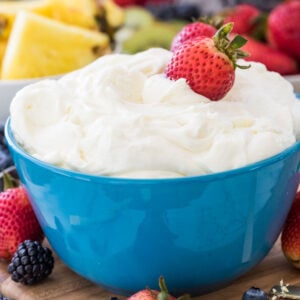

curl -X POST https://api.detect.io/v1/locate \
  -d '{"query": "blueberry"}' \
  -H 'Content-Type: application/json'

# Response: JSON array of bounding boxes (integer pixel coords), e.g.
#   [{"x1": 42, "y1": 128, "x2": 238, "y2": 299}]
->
[
  {"x1": 223, "y1": 0, "x2": 283, "y2": 12},
  {"x1": 174, "y1": 4, "x2": 201, "y2": 21},
  {"x1": 0, "y1": 150, "x2": 13, "y2": 171},
  {"x1": 242, "y1": 287, "x2": 269, "y2": 300},
  {"x1": 147, "y1": 3, "x2": 201, "y2": 21}
]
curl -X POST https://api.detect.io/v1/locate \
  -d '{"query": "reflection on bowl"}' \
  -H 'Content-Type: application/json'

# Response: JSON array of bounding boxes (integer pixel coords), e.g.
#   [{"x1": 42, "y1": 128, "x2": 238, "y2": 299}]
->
[{"x1": 5, "y1": 118, "x2": 300, "y2": 296}]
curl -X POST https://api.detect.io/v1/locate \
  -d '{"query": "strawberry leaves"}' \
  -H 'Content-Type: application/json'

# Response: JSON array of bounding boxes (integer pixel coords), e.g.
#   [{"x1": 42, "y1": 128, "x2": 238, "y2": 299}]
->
[{"x1": 213, "y1": 22, "x2": 250, "y2": 69}]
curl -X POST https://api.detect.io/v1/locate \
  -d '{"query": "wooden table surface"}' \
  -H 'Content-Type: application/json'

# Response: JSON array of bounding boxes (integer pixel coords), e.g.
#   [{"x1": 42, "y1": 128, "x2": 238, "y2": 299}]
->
[{"x1": 0, "y1": 239, "x2": 299, "y2": 300}]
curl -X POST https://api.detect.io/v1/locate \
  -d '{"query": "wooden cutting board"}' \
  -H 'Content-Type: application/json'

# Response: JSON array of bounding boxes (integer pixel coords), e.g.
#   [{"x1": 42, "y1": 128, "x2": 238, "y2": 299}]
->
[{"x1": 0, "y1": 239, "x2": 300, "y2": 300}]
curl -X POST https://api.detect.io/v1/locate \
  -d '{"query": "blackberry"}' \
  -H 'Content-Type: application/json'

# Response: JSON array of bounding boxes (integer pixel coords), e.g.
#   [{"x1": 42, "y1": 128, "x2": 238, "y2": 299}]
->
[
  {"x1": 7, "y1": 240, "x2": 54, "y2": 285},
  {"x1": 242, "y1": 287, "x2": 269, "y2": 300}
]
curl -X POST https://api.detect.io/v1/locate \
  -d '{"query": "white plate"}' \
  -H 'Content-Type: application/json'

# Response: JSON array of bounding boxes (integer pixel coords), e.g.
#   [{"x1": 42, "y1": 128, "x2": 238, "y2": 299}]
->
[
  {"x1": 0, "y1": 74, "x2": 62, "y2": 123},
  {"x1": 0, "y1": 78, "x2": 41, "y2": 123},
  {"x1": 285, "y1": 74, "x2": 300, "y2": 94}
]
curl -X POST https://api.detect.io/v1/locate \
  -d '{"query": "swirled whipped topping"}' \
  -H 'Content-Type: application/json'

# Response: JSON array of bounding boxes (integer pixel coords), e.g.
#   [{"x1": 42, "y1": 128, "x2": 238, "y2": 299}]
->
[{"x1": 10, "y1": 48, "x2": 300, "y2": 178}]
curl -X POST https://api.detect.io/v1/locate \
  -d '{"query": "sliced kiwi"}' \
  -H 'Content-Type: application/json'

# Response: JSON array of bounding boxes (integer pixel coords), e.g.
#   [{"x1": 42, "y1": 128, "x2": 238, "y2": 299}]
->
[
  {"x1": 121, "y1": 21, "x2": 186, "y2": 54},
  {"x1": 124, "y1": 6, "x2": 154, "y2": 29}
]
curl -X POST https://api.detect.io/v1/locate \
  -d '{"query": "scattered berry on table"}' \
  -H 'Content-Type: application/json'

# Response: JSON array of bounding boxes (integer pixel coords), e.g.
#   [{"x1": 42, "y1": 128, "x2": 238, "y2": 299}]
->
[
  {"x1": 242, "y1": 286, "x2": 269, "y2": 300},
  {"x1": 281, "y1": 191, "x2": 300, "y2": 269},
  {"x1": 127, "y1": 276, "x2": 179, "y2": 300},
  {"x1": 0, "y1": 178, "x2": 44, "y2": 260},
  {"x1": 8, "y1": 240, "x2": 54, "y2": 285}
]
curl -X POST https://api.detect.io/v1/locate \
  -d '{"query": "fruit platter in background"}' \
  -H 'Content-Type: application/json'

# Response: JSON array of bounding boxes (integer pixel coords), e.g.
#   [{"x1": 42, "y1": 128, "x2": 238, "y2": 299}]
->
[
  {"x1": 115, "y1": 0, "x2": 300, "y2": 74},
  {"x1": 0, "y1": 0, "x2": 300, "y2": 85},
  {"x1": 113, "y1": 0, "x2": 300, "y2": 92},
  {"x1": 0, "y1": 0, "x2": 124, "y2": 80}
]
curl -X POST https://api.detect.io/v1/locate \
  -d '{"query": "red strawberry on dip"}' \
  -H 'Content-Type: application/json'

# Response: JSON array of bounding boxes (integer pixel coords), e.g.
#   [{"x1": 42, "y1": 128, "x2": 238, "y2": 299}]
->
[{"x1": 165, "y1": 22, "x2": 249, "y2": 101}]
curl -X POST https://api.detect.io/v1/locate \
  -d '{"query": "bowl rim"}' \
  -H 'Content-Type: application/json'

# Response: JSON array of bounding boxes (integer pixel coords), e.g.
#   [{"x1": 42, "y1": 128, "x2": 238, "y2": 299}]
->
[{"x1": 5, "y1": 117, "x2": 300, "y2": 184}]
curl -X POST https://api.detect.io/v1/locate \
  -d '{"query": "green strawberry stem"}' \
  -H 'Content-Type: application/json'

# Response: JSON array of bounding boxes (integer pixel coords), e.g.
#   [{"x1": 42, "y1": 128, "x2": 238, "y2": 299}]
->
[
  {"x1": 213, "y1": 22, "x2": 250, "y2": 69},
  {"x1": 157, "y1": 276, "x2": 169, "y2": 300},
  {"x1": 158, "y1": 276, "x2": 169, "y2": 293},
  {"x1": 2, "y1": 172, "x2": 19, "y2": 191},
  {"x1": 198, "y1": 15, "x2": 223, "y2": 29},
  {"x1": 157, "y1": 276, "x2": 190, "y2": 300}
]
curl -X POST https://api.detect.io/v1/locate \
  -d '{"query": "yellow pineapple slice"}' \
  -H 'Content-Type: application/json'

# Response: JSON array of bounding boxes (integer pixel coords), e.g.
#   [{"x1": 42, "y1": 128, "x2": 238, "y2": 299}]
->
[
  {"x1": 102, "y1": 0, "x2": 125, "y2": 29},
  {"x1": 1, "y1": 11, "x2": 110, "y2": 80},
  {"x1": 46, "y1": 0, "x2": 125, "y2": 36},
  {"x1": 0, "y1": 39, "x2": 7, "y2": 73},
  {"x1": 0, "y1": 0, "x2": 52, "y2": 39},
  {"x1": 46, "y1": 0, "x2": 99, "y2": 30}
]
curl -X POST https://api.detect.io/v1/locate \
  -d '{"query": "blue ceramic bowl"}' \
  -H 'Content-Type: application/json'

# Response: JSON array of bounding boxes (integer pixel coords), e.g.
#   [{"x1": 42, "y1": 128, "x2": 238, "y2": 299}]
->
[{"x1": 5, "y1": 118, "x2": 300, "y2": 296}]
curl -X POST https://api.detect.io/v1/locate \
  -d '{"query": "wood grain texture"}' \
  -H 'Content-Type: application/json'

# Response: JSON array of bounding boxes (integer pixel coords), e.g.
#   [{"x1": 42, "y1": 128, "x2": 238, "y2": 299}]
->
[{"x1": 0, "y1": 239, "x2": 299, "y2": 300}]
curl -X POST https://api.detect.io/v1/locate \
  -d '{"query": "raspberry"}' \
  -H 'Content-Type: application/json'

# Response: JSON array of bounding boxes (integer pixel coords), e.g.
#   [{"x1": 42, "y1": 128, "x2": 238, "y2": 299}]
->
[{"x1": 7, "y1": 240, "x2": 54, "y2": 285}]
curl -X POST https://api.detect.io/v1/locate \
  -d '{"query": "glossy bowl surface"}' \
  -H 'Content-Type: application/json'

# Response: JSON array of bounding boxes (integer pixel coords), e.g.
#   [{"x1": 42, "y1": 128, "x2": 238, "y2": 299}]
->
[{"x1": 5, "y1": 118, "x2": 300, "y2": 296}]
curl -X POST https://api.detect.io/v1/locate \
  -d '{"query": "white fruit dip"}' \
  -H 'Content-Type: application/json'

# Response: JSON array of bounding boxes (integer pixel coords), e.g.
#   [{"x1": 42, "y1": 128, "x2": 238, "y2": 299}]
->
[{"x1": 10, "y1": 48, "x2": 300, "y2": 178}]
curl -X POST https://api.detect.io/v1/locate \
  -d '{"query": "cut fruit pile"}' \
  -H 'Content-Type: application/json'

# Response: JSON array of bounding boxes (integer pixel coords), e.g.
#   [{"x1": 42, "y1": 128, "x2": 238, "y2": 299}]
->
[
  {"x1": 0, "y1": 0, "x2": 124, "y2": 80},
  {"x1": 114, "y1": 4, "x2": 200, "y2": 54},
  {"x1": 116, "y1": 1, "x2": 300, "y2": 76}
]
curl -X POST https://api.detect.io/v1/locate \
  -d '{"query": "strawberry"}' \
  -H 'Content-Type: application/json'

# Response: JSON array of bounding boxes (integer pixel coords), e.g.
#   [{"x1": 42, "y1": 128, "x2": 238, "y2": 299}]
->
[
  {"x1": 0, "y1": 173, "x2": 44, "y2": 260},
  {"x1": 281, "y1": 191, "x2": 300, "y2": 269},
  {"x1": 165, "y1": 22, "x2": 249, "y2": 101},
  {"x1": 267, "y1": 0, "x2": 300, "y2": 60},
  {"x1": 127, "y1": 276, "x2": 186, "y2": 300},
  {"x1": 240, "y1": 34, "x2": 298, "y2": 75},
  {"x1": 113, "y1": 0, "x2": 145, "y2": 7},
  {"x1": 222, "y1": 4, "x2": 261, "y2": 35},
  {"x1": 170, "y1": 21, "x2": 217, "y2": 52}
]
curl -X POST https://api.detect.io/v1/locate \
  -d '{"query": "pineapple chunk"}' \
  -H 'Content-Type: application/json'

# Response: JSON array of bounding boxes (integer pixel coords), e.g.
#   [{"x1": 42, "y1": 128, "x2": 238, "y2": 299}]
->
[
  {"x1": 46, "y1": 0, "x2": 125, "y2": 36},
  {"x1": 46, "y1": 0, "x2": 99, "y2": 30},
  {"x1": 0, "y1": 0, "x2": 52, "y2": 39},
  {"x1": 102, "y1": 0, "x2": 125, "y2": 29},
  {"x1": 0, "y1": 39, "x2": 7, "y2": 73},
  {"x1": 1, "y1": 11, "x2": 110, "y2": 79}
]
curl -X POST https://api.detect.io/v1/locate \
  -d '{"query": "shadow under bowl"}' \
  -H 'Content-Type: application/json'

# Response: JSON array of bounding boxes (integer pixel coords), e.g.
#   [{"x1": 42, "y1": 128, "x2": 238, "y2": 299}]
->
[{"x1": 4, "y1": 118, "x2": 300, "y2": 296}]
